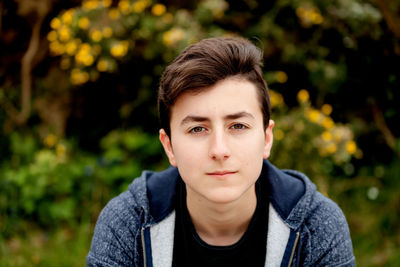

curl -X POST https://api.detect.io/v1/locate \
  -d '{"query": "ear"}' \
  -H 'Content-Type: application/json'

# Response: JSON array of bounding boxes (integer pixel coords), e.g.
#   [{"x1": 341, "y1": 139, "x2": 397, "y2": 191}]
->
[
  {"x1": 159, "y1": 129, "x2": 177, "y2": 167},
  {"x1": 263, "y1": 120, "x2": 274, "y2": 159}
]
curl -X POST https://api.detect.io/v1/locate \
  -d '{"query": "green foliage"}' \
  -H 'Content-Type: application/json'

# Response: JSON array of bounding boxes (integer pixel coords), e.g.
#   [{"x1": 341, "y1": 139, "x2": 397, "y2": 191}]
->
[
  {"x1": 2, "y1": 0, "x2": 400, "y2": 265},
  {"x1": 0, "y1": 129, "x2": 167, "y2": 239},
  {"x1": 1, "y1": 135, "x2": 96, "y2": 236},
  {"x1": 98, "y1": 128, "x2": 168, "y2": 189},
  {"x1": 47, "y1": 0, "x2": 226, "y2": 85},
  {"x1": 269, "y1": 89, "x2": 359, "y2": 194},
  {"x1": 332, "y1": 161, "x2": 400, "y2": 266}
]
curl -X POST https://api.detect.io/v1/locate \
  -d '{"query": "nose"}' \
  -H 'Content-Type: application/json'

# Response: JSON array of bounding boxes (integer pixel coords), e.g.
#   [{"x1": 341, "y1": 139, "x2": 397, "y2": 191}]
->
[{"x1": 208, "y1": 129, "x2": 231, "y2": 161}]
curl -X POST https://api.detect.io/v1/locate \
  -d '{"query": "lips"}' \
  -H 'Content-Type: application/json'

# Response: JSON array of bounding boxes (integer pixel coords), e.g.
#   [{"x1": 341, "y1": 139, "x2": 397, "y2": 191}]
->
[{"x1": 206, "y1": 170, "x2": 237, "y2": 178}]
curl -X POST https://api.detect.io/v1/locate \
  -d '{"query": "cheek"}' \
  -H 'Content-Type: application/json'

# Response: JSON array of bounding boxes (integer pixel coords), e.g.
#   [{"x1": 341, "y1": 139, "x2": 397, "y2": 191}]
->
[
  {"x1": 236, "y1": 133, "x2": 266, "y2": 158},
  {"x1": 172, "y1": 138, "x2": 203, "y2": 165},
  {"x1": 238, "y1": 136, "x2": 265, "y2": 177}
]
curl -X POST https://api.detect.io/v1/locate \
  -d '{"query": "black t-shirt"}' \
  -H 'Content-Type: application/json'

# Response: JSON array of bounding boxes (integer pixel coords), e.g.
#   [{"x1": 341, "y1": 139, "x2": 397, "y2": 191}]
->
[{"x1": 172, "y1": 177, "x2": 269, "y2": 267}]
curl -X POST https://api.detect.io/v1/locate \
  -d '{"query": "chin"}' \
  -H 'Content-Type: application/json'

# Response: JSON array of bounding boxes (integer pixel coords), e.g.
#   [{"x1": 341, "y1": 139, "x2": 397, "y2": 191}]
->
[{"x1": 203, "y1": 188, "x2": 247, "y2": 204}]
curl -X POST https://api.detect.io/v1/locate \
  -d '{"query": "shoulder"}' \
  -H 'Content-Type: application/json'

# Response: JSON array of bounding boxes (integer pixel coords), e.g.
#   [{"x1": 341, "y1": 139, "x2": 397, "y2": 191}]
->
[
  {"x1": 98, "y1": 186, "x2": 145, "y2": 230},
  {"x1": 87, "y1": 176, "x2": 148, "y2": 266},
  {"x1": 98, "y1": 175, "x2": 148, "y2": 228},
  {"x1": 262, "y1": 161, "x2": 355, "y2": 266},
  {"x1": 300, "y1": 192, "x2": 355, "y2": 266}
]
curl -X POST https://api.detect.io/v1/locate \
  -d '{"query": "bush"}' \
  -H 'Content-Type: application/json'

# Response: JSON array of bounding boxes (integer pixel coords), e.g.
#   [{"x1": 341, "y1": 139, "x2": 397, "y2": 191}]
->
[{"x1": 0, "y1": 129, "x2": 167, "y2": 238}]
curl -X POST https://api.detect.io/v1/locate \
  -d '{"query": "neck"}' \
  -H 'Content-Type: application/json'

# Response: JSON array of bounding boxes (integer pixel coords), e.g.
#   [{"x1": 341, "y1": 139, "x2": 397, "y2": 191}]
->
[{"x1": 186, "y1": 185, "x2": 257, "y2": 246}]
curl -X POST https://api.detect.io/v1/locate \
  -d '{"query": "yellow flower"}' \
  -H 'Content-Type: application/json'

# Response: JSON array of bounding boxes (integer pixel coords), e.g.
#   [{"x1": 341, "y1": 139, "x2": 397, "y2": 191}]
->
[
  {"x1": 90, "y1": 29, "x2": 103, "y2": 42},
  {"x1": 56, "y1": 144, "x2": 67, "y2": 156},
  {"x1": 310, "y1": 12, "x2": 324, "y2": 24},
  {"x1": 49, "y1": 41, "x2": 65, "y2": 55},
  {"x1": 47, "y1": 30, "x2": 58, "y2": 42},
  {"x1": 65, "y1": 41, "x2": 78, "y2": 55},
  {"x1": 84, "y1": 54, "x2": 94, "y2": 66},
  {"x1": 102, "y1": 27, "x2": 113, "y2": 38},
  {"x1": 163, "y1": 28, "x2": 185, "y2": 47},
  {"x1": 269, "y1": 90, "x2": 284, "y2": 108},
  {"x1": 306, "y1": 109, "x2": 322, "y2": 123},
  {"x1": 97, "y1": 59, "x2": 108, "y2": 72},
  {"x1": 44, "y1": 134, "x2": 57, "y2": 147},
  {"x1": 102, "y1": 0, "x2": 112, "y2": 7},
  {"x1": 346, "y1": 140, "x2": 357, "y2": 154},
  {"x1": 152, "y1": 4, "x2": 166, "y2": 16},
  {"x1": 322, "y1": 117, "x2": 334, "y2": 130},
  {"x1": 119, "y1": 0, "x2": 132, "y2": 14},
  {"x1": 133, "y1": 0, "x2": 148, "y2": 13},
  {"x1": 61, "y1": 9, "x2": 74, "y2": 25},
  {"x1": 82, "y1": 0, "x2": 99, "y2": 10},
  {"x1": 326, "y1": 143, "x2": 337, "y2": 154},
  {"x1": 58, "y1": 26, "x2": 71, "y2": 42},
  {"x1": 78, "y1": 17, "x2": 90, "y2": 29},
  {"x1": 80, "y1": 43, "x2": 91, "y2": 52},
  {"x1": 108, "y1": 8, "x2": 120, "y2": 20},
  {"x1": 275, "y1": 71, "x2": 288, "y2": 83},
  {"x1": 110, "y1": 41, "x2": 129, "y2": 58},
  {"x1": 75, "y1": 52, "x2": 94, "y2": 66},
  {"x1": 50, "y1": 18, "x2": 61, "y2": 29},
  {"x1": 274, "y1": 129, "x2": 285, "y2": 140},
  {"x1": 296, "y1": 6, "x2": 324, "y2": 27},
  {"x1": 75, "y1": 43, "x2": 95, "y2": 66},
  {"x1": 297, "y1": 89, "x2": 310, "y2": 103},
  {"x1": 321, "y1": 104, "x2": 332, "y2": 115},
  {"x1": 321, "y1": 131, "x2": 332, "y2": 141},
  {"x1": 70, "y1": 68, "x2": 89, "y2": 85}
]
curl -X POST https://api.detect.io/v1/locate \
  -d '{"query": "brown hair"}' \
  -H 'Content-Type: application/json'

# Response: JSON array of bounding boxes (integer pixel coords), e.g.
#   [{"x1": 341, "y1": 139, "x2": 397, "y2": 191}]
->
[{"x1": 158, "y1": 37, "x2": 271, "y2": 137}]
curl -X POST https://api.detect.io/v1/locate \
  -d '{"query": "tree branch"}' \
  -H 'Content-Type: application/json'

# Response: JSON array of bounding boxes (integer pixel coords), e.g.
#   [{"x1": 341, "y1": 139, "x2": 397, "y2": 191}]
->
[
  {"x1": 376, "y1": 0, "x2": 400, "y2": 55},
  {"x1": 376, "y1": 0, "x2": 400, "y2": 37},
  {"x1": 371, "y1": 101, "x2": 398, "y2": 154},
  {"x1": 15, "y1": 16, "x2": 43, "y2": 125},
  {"x1": 9, "y1": 0, "x2": 51, "y2": 125}
]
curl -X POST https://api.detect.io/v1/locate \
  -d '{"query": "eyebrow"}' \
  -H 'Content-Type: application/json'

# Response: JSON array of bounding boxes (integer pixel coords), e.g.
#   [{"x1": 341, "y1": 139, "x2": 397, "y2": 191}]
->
[
  {"x1": 225, "y1": 111, "x2": 255, "y2": 120},
  {"x1": 180, "y1": 111, "x2": 255, "y2": 126}
]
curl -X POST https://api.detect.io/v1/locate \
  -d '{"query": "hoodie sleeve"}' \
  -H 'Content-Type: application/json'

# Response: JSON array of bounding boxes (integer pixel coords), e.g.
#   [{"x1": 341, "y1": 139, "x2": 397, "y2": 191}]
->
[
  {"x1": 299, "y1": 192, "x2": 355, "y2": 267},
  {"x1": 86, "y1": 191, "x2": 143, "y2": 267}
]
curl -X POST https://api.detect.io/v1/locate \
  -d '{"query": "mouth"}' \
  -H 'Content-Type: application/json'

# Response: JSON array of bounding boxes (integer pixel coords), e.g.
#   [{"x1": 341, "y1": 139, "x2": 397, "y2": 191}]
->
[{"x1": 206, "y1": 170, "x2": 237, "y2": 178}]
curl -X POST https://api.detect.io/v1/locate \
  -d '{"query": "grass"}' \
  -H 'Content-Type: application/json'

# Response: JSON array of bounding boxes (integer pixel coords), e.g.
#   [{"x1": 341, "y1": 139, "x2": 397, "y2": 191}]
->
[{"x1": 0, "y1": 222, "x2": 93, "y2": 266}]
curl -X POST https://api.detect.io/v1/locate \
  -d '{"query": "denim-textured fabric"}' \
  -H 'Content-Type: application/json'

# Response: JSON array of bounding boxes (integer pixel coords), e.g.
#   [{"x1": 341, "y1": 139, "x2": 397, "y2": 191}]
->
[{"x1": 87, "y1": 160, "x2": 355, "y2": 266}]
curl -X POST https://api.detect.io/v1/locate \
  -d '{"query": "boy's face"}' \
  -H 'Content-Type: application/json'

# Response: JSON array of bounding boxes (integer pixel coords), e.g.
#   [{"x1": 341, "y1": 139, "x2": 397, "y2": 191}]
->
[{"x1": 159, "y1": 77, "x2": 274, "y2": 205}]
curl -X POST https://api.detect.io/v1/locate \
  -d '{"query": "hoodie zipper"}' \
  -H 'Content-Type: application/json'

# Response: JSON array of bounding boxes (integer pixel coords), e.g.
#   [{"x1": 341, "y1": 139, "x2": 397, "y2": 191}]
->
[
  {"x1": 287, "y1": 232, "x2": 300, "y2": 267},
  {"x1": 141, "y1": 227, "x2": 147, "y2": 267}
]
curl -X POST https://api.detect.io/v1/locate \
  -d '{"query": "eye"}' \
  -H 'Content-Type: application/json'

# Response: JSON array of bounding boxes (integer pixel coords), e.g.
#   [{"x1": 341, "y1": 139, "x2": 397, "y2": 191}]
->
[
  {"x1": 189, "y1": 126, "x2": 206, "y2": 134},
  {"x1": 230, "y1": 123, "x2": 248, "y2": 130}
]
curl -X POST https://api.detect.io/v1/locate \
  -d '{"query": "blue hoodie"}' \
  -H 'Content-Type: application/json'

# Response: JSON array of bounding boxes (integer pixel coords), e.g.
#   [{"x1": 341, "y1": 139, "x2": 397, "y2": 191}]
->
[{"x1": 87, "y1": 160, "x2": 355, "y2": 266}]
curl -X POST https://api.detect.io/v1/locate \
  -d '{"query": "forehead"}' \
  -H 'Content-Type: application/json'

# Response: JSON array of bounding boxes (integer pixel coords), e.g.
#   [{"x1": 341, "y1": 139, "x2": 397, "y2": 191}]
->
[{"x1": 169, "y1": 78, "x2": 262, "y2": 122}]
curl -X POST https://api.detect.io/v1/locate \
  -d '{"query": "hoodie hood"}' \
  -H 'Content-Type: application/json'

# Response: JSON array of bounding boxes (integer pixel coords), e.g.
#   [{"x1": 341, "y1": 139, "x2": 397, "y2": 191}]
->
[{"x1": 131, "y1": 159, "x2": 316, "y2": 229}]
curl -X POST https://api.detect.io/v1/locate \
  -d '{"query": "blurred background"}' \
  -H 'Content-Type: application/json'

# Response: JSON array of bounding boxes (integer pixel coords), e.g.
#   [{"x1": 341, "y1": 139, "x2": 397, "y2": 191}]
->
[{"x1": 0, "y1": 0, "x2": 399, "y2": 265}]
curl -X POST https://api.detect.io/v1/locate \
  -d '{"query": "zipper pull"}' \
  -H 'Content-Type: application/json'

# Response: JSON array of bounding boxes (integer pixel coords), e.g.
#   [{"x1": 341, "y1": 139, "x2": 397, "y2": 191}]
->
[{"x1": 287, "y1": 232, "x2": 300, "y2": 267}]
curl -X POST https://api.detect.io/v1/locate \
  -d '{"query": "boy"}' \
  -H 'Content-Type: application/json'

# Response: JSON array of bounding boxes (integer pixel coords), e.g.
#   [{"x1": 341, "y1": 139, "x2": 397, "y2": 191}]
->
[{"x1": 87, "y1": 37, "x2": 355, "y2": 266}]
